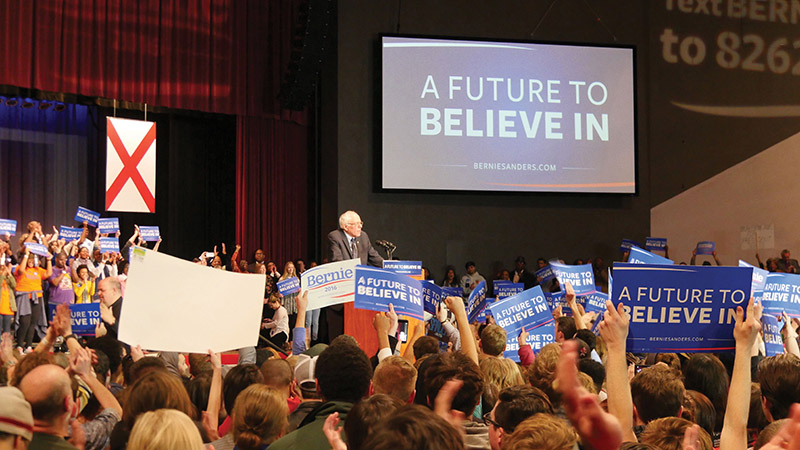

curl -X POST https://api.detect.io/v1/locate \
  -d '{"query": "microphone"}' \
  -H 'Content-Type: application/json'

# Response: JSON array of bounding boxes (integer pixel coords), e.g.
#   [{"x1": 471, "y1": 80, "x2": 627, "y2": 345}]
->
[{"x1": 376, "y1": 240, "x2": 396, "y2": 250}]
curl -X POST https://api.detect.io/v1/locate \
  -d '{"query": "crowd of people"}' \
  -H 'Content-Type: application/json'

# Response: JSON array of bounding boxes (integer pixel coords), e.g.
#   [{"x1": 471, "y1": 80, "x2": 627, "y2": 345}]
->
[{"x1": 1, "y1": 217, "x2": 800, "y2": 450}]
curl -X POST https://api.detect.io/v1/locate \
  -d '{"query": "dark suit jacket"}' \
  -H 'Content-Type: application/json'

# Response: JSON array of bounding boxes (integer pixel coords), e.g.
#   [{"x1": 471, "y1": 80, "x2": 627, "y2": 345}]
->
[{"x1": 327, "y1": 229, "x2": 384, "y2": 267}]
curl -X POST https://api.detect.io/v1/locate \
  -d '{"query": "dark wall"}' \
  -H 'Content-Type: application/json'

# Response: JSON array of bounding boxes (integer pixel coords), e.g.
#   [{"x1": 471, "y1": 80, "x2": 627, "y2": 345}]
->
[{"x1": 326, "y1": 1, "x2": 652, "y2": 279}]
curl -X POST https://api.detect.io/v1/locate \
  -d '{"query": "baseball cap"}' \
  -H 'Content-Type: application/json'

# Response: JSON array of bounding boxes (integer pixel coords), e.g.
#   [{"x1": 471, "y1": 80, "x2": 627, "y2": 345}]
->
[
  {"x1": 294, "y1": 354, "x2": 318, "y2": 392},
  {"x1": 0, "y1": 386, "x2": 34, "y2": 441}
]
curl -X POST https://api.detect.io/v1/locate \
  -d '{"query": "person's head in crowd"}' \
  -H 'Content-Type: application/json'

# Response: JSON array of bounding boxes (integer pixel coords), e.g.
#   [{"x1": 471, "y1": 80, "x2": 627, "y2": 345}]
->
[
  {"x1": 478, "y1": 325, "x2": 506, "y2": 357},
  {"x1": 631, "y1": 364, "x2": 685, "y2": 425},
  {"x1": 766, "y1": 258, "x2": 779, "y2": 272},
  {"x1": 253, "y1": 249, "x2": 265, "y2": 263},
  {"x1": 330, "y1": 334, "x2": 359, "y2": 348},
  {"x1": 499, "y1": 269, "x2": 510, "y2": 281},
  {"x1": 260, "y1": 359, "x2": 294, "y2": 399},
  {"x1": 536, "y1": 258, "x2": 547, "y2": 269},
  {"x1": 293, "y1": 354, "x2": 319, "y2": 399},
  {"x1": 267, "y1": 293, "x2": 282, "y2": 311},
  {"x1": 54, "y1": 252, "x2": 67, "y2": 269},
  {"x1": 757, "y1": 353, "x2": 800, "y2": 421},
  {"x1": 781, "y1": 249, "x2": 792, "y2": 263},
  {"x1": 480, "y1": 357, "x2": 524, "y2": 396},
  {"x1": 749, "y1": 382, "x2": 771, "y2": 434},
  {"x1": 231, "y1": 385, "x2": 288, "y2": 450},
  {"x1": 187, "y1": 353, "x2": 212, "y2": 378},
  {"x1": 527, "y1": 342, "x2": 561, "y2": 407},
  {"x1": 123, "y1": 370, "x2": 196, "y2": 432},
  {"x1": 655, "y1": 353, "x2": 682, "y2": 373},
  {"x1": 573, "y1": 338, "x2": 591, "y2": 359},
  {"x1": 573, "y1": 258, "x2": 585, "y2": 265},
  {"x1": 282, "y1": 261, "x2": 296, "y2": 278},
  {"x1": 9, "y1": 352, "x2": 52, "y2": 387},
  {"x1": 88, "y1": 336, "x2": 123, "y2": 381},
  {"x1": 413, "y1": 336, "x2": 439, "y2": 362},
  {"x1": 501, "y1": 413, "x2": 578, "y2": 450},
  {"x1": 266, "y1": 261, "x2": 277, "y2": 274},
  {"x1": 211, "y1": 255, "x2": 223, "y2": 269},
  {"x1": 488, "y1": 385, "x2": 554, "y2": 450},
  {"x1": 127, "y1": 409, "x2": 205, "y2": 450},
  {"x1": 295, "y1": 259, "x2": 306, "y2": 273},
  {"x1": 640, "y1": 417, "x2": 713, "y2": 450},
  {"x1": 465, "y1": 261, "x2": 476, "y2": 275},
  {"x1": 574, "y1": 329, "x2": 596, "y2": 353},
  {"x1": 77, "y1": 263, "x2": 90, "y2": 279},
  {"x1": 18, "y1": 365, "x2": 74, "y2": 437},
  {"x1": 91, "y1": 349, "x2": 111, "y2": 386},
  {"x1": 185, "y1": 373, "x2": 212, "y2": 413},
  {"x1": 443, "y1": 265, "x2": 457, "y2": 284},
  {"x1": 555, "y1": 317, "x2": 576, "y2": 343},
  {"x1": 126, "y1": 356, "x2": 168, "y2": 385},
  {"x1": 93, "y1": 248, "x2": 103, "y2": 261},
  {"x1": 577, "y1": 358, "x2": 605, "y2": 394},
  {"x1": 684, "y1": 353, "x2": 729, "y2": 431},
  {"x1": 98, "y1": 277, "x2": 122, "y2": 305},
  {"x1": 423, "y1": 352, "x2": 483, "y2": 417},
  {"x1": 620, "y1": 443, "x2": 661, "y2": 450},
  {"x1": 754, "y1": 418, "x2": 790, "y2": 450},
  {"x1": 344, "y1": 394, "x2": 404, "y2": 450},
  {"x1": 360, "y1": 404, "x2": 465, "y2": 450},
  {"x1": 0, "y1": 386, "x2": 33, "y2": 449},
  {"x1": 339, "y1": 210, "x2": 363, "y2": 238},
  {"x1": 119, "y1": 260, "x2": 130, "y2": 276},
  {"x1": 223, "y1": 364, "x2": 264, "y2": 415},
  {"x1": 78, "y1": 246, "x2": 90, "y2": 260},
  {"x1": 681, "y1": 390, "x2": 715, "y2": 438},
  {"x1": 514, "y1": 256, "x2": 526, "y2": 272},
  {"x1": 371, "y1": 356, "x2": 417, "y2": 403},
  {"x1": 315, "y1": 339, "x2": 372, "y2": 404}
]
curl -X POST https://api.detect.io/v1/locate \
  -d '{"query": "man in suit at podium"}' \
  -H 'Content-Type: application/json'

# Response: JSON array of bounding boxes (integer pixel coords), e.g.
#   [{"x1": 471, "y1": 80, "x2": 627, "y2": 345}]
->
[{"x1": 326, "y1": 210, "x2": 384, "y2": 338}]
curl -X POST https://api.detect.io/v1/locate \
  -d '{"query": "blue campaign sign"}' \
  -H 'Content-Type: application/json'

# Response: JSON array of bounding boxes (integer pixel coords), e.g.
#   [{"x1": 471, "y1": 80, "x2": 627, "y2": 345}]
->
[
  {"x1": 422, "y1": 281, "x2": 443, "y2": 315},
  {"x1": 59, "y1": 226, "x2": 83, "y2": 241},
  {"x1": 99, "y1": 237, "x2": 120, "y2": 253},
  {"x1": 696, "y1": 241, "x2": 715, "y2": 255},
  {"x1": 383, "y1": 260, "x2": 423, "y2": 277},
  {"x1": 535, "y1": 265, "x2": 556, "y2": 284},
  {"x1": 0, "y1": 219, "x2": 17, "y2": 236},
  {"x1": 98, "y1": 218, "x2": 120, "y2": 234},
  {"x1": 582, "y1": 291, "x2": 609, "y2": 315},
  {"x1": 25, "y1": 242, "x2": 49, "y2": 257},
  {"x1": 494, "y1": 281, "x2": 523, "y2": 299},
  {"x1": 620, "y1": 239, "x2": 641, "y2": 252},
  {"x1": 427, "y1": 316, "x2": 446, "y2": 340},
  {"x1": 761, "y1": 273, "x2": 800, "y2": 318},
  {"x1": 48, "y1": 303, "x2": 101, "y2": 336},
  {"x1": 503, "y1": 321, "x2": 556, "y2": 362},
  {"x1": 277, "y1": 277, "x2": 300, "y2": 296},
  {"x1": 739, "y1": 260, "x2": 768, "y2": 301},
  {"x1": 549, "y1": 262, "x2": 596, "y2": 296},
  {"x1": 591, "y1": 312, "x2": 604, "y2": 335},
  {"x1": 762, "y1": 314, "x2": 785, "y2": 356},
  {"x1": 139, "y1": 226, "x2": 161, "y2": 242},
  {"x1": 628, "y1": 246, "x2": 674, "y2": 265},
  {"x1": 74, "y1": 206, "x2": 100, "y2": 227},
  {"x1": 645, "y1": 237, "x2": 667, "y2": 251},
  {"x1": 475, "y1": 298, "x2": 495, "y2": 323},
  {"x1": 489, "y1": 285, "x2": 552, "y2": 336},
  {"x1": 611, "y1": 263, "x2": 752, "y2": 353},
  {"x1": 354, "y1": 266, "x2": 424, "y2": 320},
  {"x1": 467, "y1": 281, "x2": 487, "y2": 323},
  {"x1": 441, "y1": 286, "x2": 462, "y2": 298},
  {"x1": 544, "y1": 291, "x2": 576, "y2": 316}
]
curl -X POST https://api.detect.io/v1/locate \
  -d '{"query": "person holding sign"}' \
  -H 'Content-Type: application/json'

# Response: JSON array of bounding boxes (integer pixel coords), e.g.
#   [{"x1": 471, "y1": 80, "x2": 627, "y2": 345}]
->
[
  {"x1": 279, "y1": 261, "x2": 300, "y2": 329},
  {"x1": 777, "y1": 249, "x2": 800, "y2": 274},
  {"x1": 73, "y1": 265, "x2": 95, "y2": 304},
  {"x1": 0, "y1": 262, "x2": 16, "y2": 335},
  {"x1": 14, "y1": 245, "x2": 52, "y2": 352}
]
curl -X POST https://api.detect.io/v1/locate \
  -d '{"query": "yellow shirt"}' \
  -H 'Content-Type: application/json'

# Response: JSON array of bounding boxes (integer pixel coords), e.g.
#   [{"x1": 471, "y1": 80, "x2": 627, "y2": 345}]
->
[
  {"x1": 74, "y1": 280, "x2": 95, "y2": 304},
  {"x1": 0, "y1": 279, "x2": 12, "y2": 315}
]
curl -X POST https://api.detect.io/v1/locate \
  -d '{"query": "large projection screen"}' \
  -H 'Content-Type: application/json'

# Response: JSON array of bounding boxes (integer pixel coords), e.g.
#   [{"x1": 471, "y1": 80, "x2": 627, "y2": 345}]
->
[{"x1": 381, "y1": 36, "x2": 636, "y2": 194}]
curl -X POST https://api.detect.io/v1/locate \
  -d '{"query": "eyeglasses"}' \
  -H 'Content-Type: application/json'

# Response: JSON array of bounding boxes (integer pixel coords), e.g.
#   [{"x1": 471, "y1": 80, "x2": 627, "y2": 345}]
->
[
  {"x1": 347, "y1": 221, "x2": 364, "y2": 227},
  {"x1": 482, "y1": 412, "x2": 501, "y2": 428}
]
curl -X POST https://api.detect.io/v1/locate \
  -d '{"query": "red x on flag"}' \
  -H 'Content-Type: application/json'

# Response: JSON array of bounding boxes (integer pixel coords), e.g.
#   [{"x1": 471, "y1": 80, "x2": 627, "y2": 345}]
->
[{"x1": 106, "y1": 118, "x2": 157, "y2": 213}]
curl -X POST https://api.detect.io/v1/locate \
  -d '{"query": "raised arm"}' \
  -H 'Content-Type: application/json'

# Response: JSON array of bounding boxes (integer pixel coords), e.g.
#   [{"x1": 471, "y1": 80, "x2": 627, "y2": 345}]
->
[
  {"x1": 444, "y1": 296, "x2": 478, "y2": 365},
  {"x1": 598, "y1": 300, "x2": 636, "y2": 443},
  {"x1": 71, "y1": 346, "x2": 122, "y2": 416},
  {"x1": 783, "y1": 312, "x2": 800, "y2": 358},
  {"x1": 564, "y1": 282, "x2": 587, "y2": 331},
  {"x1": 720, "y1": 298, "x2": 761, "y2": 450},
  {"x1": 203, "y1": 350, "x2": 222, "y2": 441},
  {"x1": 292, "y1": 291, "x2": 308, "y2": 355},
  {"x1": 403, "y1": 320, "x2": 426, "y2": 363}
]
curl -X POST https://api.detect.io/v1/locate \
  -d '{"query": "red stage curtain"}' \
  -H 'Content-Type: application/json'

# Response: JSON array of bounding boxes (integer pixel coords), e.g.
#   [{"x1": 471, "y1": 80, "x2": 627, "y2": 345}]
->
[
  {"x1": 0, "y1": 0, "x2": 310, "y2": 264},
  {"x1": 236, "y1": 115, "x2": 309, "y2": 266}
]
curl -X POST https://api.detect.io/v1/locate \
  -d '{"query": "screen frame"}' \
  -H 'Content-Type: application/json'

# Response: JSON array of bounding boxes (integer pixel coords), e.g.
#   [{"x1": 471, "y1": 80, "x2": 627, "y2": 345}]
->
[{"x1": 375, "y1": 33, "x2": 640, "y2": 197}]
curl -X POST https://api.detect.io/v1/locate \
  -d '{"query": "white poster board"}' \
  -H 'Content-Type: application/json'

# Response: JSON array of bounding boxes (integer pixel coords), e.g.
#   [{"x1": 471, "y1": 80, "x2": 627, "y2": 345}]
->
[
  {"x1": 301, "y1": 259, "x2": 358, "y2": 311},
  {"x1": 119, "y1": 248, "x2": 266, "y2": 353}
]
